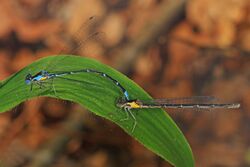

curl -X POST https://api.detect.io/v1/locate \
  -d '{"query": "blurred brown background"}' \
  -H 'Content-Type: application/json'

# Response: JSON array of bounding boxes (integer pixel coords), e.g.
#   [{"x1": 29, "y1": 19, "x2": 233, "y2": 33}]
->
[{"x1": 0, "y1": 0, "x2": 249, "y2": 166}]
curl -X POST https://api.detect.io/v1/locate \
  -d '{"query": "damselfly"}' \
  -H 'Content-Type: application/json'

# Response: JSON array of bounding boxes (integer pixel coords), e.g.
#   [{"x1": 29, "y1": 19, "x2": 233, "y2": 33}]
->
[
  {"x1": 24, "y1": 16, "x2": 128, "y2": 98},
  {"x1": 25, "y1": 69, "x2": 130, "y2": 100},
  {"x1": 117, "y1": 96, "x2": 240, "y2": 132}
]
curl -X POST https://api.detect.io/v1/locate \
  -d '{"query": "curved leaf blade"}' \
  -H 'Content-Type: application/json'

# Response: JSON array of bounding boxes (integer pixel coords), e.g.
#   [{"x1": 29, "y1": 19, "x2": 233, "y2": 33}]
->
[{"x1": 0, "y1": 55, "x2": 194, "y2": 167}]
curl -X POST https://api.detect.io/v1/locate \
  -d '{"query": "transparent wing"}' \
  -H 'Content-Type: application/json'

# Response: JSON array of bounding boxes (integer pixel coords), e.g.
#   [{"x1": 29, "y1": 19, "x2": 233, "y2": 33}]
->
[
  {"x1": 45, "y1": 16, "x2": 105, "y2": 72},
  {"x1": 63, "y1": 31, "x2": 105, "y2": 55},
  {"x1": 59, "y1": 16, "x2": 105, "y2": 55},
  {"x1": 138, "y1": 96, "x2": 240, "y2": 109},
  {"x1": 140, "y1": 96, "x2": 218, "y2": 104}
]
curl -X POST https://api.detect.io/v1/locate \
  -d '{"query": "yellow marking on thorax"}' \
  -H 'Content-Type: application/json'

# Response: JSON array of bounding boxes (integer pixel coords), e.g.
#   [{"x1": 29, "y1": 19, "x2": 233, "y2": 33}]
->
[
  {"x1": 40, "y1": 77, "x2": 48, "y2": 81},
  {"x1": 128, "y1": 101, "x2": 141, "y2": 108}
]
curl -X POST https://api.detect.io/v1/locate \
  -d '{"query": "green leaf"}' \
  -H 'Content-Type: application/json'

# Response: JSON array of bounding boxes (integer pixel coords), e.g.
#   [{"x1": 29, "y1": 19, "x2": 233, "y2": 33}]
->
[{"x1": 0, "y1": 55, "x2": 194, "y2": 167}]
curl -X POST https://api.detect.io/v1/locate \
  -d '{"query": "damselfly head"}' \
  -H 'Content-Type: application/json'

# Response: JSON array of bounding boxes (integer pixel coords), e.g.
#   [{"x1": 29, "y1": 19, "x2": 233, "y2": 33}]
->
[
  {"x1": 25, "y1": 74, "x2": 32, "y2": 85},
  {"x1": 116, "y1": 98, "x2": 128, "y2": 108}
]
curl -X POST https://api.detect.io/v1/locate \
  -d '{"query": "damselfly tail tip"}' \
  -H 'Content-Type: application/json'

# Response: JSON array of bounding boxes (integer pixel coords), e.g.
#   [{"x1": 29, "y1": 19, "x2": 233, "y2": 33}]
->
[{"x1": 230, "y1": 103, "x2": 240, "y2": 109}]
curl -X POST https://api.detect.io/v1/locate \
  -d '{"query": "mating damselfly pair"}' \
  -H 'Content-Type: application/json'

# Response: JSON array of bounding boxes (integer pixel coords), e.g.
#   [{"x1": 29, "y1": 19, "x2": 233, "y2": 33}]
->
[
  {"x1": 24, "y1": 17, "x2": 240, "y2": 132},
  {"x1": 25, "y1": 67, "x2": 240, "y2": 132}
]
